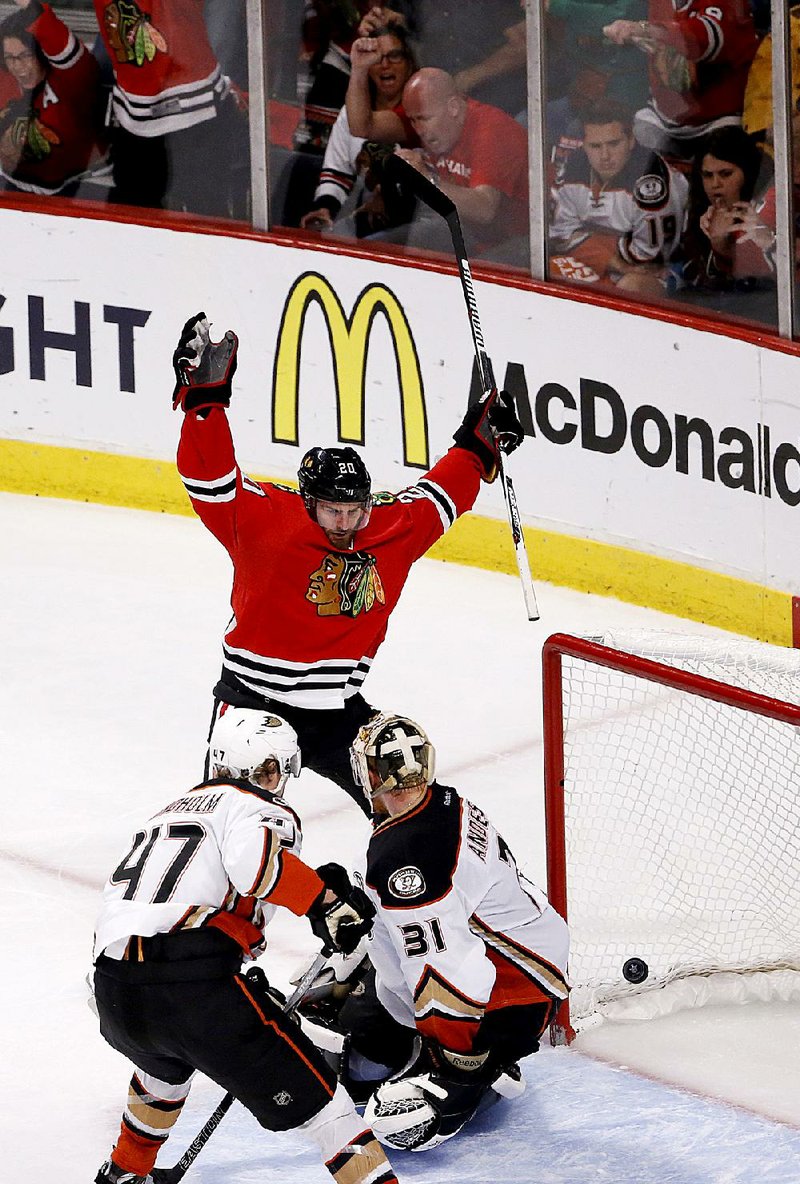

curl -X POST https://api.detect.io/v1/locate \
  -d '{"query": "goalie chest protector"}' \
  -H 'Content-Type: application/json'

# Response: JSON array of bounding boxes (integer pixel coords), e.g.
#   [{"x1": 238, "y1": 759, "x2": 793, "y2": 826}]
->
[{"x1": 366, "y1": 783, "x2": 462, "y2": 910}]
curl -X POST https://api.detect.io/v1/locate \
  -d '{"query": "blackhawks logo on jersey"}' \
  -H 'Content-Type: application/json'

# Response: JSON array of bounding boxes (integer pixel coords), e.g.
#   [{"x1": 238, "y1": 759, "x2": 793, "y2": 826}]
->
[
  {"x1": 103, "y1": 0, "x2": 167, "y2": 66},
  {"x1": 306, "y1": 551, "x2": 385, "y2": 618},
  {"x1": 0, "y1": 114, "x2": 59, "y2": 167}
]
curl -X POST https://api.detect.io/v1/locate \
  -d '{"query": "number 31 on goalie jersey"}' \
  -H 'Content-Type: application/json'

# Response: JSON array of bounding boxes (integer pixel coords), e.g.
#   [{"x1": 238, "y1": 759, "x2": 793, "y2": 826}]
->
[{"x1": 400, "y1": 917, "x2": 447, "y2": 957}]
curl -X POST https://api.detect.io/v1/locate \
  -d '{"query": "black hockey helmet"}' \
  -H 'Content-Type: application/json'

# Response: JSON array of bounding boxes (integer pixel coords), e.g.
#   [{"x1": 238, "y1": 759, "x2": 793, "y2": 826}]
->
[
  {"x1": 298, "y1": 446, "x2": 372, "y2": 518},
  {"x1": 351, "y1": 713, "x2": 436, "y2": 799}
]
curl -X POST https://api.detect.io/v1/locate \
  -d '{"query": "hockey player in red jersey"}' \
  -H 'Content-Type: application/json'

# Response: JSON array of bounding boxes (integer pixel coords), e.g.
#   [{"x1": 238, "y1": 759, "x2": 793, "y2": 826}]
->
[
  {"x1": 0, "y1": 0, "x2": 109, "y2": 195},
  {"x1": 93, "y1": 707, "x2": 399, "y2": 1184},
  {"x1": 172, "y1": 312, "x2": 525, "y2": 816},
  {"x1": 294, "y1": 714, "x2": 569, "y2": 1151},
  {"x1": 603, "y1": 0, "x2": 758, "y2": 161}
]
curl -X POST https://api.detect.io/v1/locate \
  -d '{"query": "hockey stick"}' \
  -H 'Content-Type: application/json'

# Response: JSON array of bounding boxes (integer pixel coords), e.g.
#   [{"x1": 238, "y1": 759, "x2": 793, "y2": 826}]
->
[
  {"x1": 150, "y1": 948, "x2": 332, "y2": 1184},
  {"x1": 384, "y1": 154, "x2": 540, "y2": 622}
]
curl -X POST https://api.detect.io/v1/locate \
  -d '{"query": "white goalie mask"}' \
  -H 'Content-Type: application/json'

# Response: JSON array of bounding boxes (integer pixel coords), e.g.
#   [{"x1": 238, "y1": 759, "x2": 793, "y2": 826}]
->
[
  {"x1": 209, "y1": 707, "x2": 301, "y2": 797},
  {"x1": 350, "y1": 713, "x2": 435, "y2": 799}
]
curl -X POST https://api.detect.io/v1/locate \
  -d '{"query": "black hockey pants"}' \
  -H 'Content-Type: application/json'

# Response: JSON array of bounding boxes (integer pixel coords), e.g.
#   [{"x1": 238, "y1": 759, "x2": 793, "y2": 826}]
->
[{"x1": 94, "y1": 929, "x2": 337, "y2": 1130}]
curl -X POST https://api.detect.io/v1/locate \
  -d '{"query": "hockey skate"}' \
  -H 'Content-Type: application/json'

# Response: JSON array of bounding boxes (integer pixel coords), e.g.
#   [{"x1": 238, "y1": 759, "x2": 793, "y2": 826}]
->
[{"x1": 94, "y1": 1160, "x2": 153, "y2": 1184}]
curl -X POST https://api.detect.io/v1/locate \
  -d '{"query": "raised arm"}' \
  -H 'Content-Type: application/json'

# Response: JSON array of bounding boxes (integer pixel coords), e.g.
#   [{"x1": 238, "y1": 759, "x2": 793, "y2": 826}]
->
[{"x1": 346, "y1": 37, "x2": 408, "y2": 142}]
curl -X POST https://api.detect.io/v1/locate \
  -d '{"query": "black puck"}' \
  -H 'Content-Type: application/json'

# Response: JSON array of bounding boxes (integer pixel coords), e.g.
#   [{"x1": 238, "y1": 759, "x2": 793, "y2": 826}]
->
[{"x1": 622, "y1": 957, "x2": 649, "y2": 984}]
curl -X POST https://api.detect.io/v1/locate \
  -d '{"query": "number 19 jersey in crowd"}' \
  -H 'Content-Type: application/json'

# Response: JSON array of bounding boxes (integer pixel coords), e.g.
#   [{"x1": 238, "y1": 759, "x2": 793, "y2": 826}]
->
[{"x1": 356, "y1": 783, "x2": 570, "y2": 1056}]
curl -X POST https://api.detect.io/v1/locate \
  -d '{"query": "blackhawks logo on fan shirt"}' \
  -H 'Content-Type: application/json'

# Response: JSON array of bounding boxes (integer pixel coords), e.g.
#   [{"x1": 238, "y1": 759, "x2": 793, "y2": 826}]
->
[
  {"x1": 103, "y1": 0, "x2": 167, "y2": 65},
  {"x1": 305, "y1": 551, "x2": 385, "y2": 618}
]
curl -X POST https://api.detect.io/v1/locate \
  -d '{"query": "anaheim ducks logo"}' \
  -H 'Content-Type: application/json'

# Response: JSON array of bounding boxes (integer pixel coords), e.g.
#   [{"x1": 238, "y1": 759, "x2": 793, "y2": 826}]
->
[
  {"x1": 103, "y1": 0, "x2": 167, "y2": 66},
  {"x1": 306, "y1": 551, "x2": 385, "y2": 618}
]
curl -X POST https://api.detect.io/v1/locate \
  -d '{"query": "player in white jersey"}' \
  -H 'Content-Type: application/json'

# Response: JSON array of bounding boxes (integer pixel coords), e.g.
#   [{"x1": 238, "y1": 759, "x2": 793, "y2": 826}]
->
[
  {"x1": 297, "y1": 714, "x2": 570, "y2": 1152},
  {"x1": 92, "y1": 708, "x2": 399, "y2": 1184},
  {"x1": 549, "y1": 98, "x2": 688, "y2": 296}
]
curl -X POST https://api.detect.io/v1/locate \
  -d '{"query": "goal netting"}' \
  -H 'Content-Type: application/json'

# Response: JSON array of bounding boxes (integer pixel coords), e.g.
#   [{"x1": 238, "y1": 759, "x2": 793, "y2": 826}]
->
[{"x1": 542, "y1": 630, "x2": 800, "y2": 1039}]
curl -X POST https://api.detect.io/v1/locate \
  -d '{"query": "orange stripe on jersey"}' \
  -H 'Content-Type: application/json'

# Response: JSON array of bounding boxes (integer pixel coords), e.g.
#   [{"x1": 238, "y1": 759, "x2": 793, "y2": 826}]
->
[
  {"x1": 260, "y1": 850, "x2": 324, "y2": 916},
  {"x1": 234, "y1": 976, "x2": 334, "y2": 1096}
]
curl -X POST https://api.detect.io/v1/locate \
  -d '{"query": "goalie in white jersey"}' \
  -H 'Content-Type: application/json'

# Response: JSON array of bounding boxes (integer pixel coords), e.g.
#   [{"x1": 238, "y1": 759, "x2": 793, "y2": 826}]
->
[
  {"x1": 299, "y1": 714, "x2": 570, "y2": 1152},
  {"x1": 92, "y1": 707, "x2": 399, "y2": 1184}
]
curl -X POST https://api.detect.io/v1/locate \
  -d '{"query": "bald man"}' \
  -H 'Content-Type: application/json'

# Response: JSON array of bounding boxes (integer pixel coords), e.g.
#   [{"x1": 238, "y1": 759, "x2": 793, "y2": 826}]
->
[{"x1": 346, "y1": 48, "x2": 529, "y2": 261}]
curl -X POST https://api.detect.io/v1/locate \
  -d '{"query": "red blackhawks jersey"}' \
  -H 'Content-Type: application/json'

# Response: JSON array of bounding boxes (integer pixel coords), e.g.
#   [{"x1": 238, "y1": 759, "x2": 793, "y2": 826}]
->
[
  {"x1": 93, "y1": 0, "x2": 226, "y2": 136},
  {"x1": 356, "y1": 783, "x2": 569, "y2": 1055},
  {"x1": 645, "y1": 0, "x2": 757, "y2": 128},
  {"x1": 177, "y1": 407, "x2": 482, "y2": 711},
  {"x1": 0, "y1": 4, "x2": 108, "y2": 193},
  {"x1": 94, "y1": 777, "x2": 323, "y2": 962}
]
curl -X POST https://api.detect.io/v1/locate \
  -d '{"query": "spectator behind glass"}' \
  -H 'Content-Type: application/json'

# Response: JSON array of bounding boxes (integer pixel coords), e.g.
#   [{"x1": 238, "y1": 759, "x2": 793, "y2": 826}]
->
[
  {"x1": 293, "y1": 0, "x2": 377, "y2": 154},
  {"x1": 603, "y1": 0, "x2": 758, "y2": 165},
  {"x1": 549, "y1": 98, "x2": 688, "y2": 297},
  {"x1": 346, "y1": 55, "x2": 529, "y2": 265},
  {"x1": 680, "y1": 125, "x2": 773, "y2": 292},
  {"x1": 358, "y1": 3, "x2": 526, "y2": 118},
  {"x1": 0, "y1": 0, "x2": 109, "y2": 197},
  {"x1": 742, "y1": 6, "x2": 800, "y2": 150},
  {"x1": 92, "y1": 0, "x2": 248, "y2": 218},
  {"x1": 300, "y1": 23, "x2": 416, "y2": 236},
  {"x1": 545, "y1": 0, "x2": 649, "y2": 181}
]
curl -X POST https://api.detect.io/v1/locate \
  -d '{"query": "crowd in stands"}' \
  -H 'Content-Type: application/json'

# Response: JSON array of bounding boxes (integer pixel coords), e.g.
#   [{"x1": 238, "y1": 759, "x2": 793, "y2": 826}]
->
[
  {"x1": 0, "y1": 1, "x2": 795, "y2": 320},
  {"x1": 546, "y1": 0, "x2": 794, "y2": 324}
]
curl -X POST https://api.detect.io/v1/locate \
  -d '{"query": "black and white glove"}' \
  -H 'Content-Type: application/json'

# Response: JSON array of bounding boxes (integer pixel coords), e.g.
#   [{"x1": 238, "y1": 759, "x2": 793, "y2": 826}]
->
[
  {"x1": 452, "y1": 388, "x2": 524, "y2": 482},
  {"x1": 307, "y1": 863, "x2": 376, "y2": 955},
  {"x1": 172, "y1": 311, "x2": 239, "y2": 412}
]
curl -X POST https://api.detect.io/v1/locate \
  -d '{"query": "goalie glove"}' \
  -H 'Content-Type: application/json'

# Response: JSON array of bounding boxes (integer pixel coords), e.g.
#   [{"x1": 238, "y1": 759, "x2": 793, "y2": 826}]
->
[
  {"x1": 452, "y1": 388, "x2": 524, "y2": 482},
  {"x1": 172, "y1": 311, "x2": 239, "y2": 412},
  {"x1": 307, "y1": 862, "x2": 376, "y2": 955}
]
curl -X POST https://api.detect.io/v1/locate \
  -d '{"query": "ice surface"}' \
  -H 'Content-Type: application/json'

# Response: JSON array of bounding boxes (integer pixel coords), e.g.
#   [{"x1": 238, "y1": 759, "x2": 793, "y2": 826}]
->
[{"x1": 1, "y1": 492, "x2": 797, "y2": 1183}]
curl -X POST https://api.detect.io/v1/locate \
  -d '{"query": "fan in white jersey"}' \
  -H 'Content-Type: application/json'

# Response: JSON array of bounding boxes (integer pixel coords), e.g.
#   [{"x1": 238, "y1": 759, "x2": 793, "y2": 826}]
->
[
  {"x1": 549, "y1": 97, "x2": 688, "y2": 297},
  {"x1": 297, "y1": 714, "x2": 570, "y2": 1153},
  {"x1": 92, "y1": 708, "x2": 397, "y2": 1184}
]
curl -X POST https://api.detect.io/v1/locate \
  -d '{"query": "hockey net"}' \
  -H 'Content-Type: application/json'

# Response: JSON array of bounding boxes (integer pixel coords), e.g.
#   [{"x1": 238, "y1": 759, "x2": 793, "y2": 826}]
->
[{"x1": 542, "y1": 630, "x2": 800, "y2": 1041}]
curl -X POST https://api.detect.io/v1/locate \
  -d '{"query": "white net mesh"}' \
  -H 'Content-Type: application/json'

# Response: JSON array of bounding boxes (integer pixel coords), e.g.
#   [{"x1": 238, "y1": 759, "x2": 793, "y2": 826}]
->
[{"x1": 553, "y1": 631, "x2": 800, "y2": 1031}]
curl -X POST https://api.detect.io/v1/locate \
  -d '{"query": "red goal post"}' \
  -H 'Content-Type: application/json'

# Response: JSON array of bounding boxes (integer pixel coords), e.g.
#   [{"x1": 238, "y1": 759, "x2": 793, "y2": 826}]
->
[{"x1": 542, "y1": 631, "x2": 800, "y2": 1043}]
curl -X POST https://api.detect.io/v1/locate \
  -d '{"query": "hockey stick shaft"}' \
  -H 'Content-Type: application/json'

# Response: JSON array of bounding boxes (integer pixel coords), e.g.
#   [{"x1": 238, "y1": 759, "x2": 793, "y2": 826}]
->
[
  {"x1": 385, "y1": 156, "x2": 540, "y2": 621},
  {"x1": 150, "y1": 948, "x2": 332, "y2": 1184}
]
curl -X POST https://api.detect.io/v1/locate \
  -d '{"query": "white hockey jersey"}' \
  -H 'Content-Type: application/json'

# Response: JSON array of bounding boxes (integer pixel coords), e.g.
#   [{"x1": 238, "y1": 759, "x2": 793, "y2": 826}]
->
[
  {"x1": 356, "y1": 784, "x2": 569, "y2": 1056},
  {"x1": 550, "y1": 142, "x2": 688, "y2": 267},
  {"x1": 93, "y1": 779, "x2": 323, "y2": 961}
]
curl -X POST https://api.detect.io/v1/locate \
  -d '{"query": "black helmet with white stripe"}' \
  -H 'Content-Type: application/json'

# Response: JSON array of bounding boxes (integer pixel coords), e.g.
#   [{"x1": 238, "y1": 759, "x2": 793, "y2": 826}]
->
[{"x1": 351, "y1": 713, "x2": 435, "y2": 799}]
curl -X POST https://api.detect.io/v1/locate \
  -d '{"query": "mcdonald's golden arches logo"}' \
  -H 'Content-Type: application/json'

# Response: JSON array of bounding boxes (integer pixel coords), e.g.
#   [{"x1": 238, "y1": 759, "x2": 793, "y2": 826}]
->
[{"x1": 272, "y1": 272, "x2": 429, "y2": 469}]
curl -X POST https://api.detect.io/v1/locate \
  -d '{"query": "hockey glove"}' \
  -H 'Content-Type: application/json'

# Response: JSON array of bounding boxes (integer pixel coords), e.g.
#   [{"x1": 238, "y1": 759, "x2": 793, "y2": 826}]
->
[
  {"x1": 307, "y1": 862, "x2": 376, "y2": 955},
  {"x1": 172, "y1": 311, "x2": 239, "y2": 412},
  {"x1": 423, "y1": 1039, "x2": 491, "y2": 1080},
  {"x1": 452, "y1": 389, "x2": 524, "y2": 483}
]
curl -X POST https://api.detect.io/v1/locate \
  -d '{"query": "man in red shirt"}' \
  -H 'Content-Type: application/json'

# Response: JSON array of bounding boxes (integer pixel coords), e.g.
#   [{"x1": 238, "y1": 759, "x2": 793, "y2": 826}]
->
[
  {"x1": 347, "y1": 43, "x2": 529, "y2": 263},
  {"x1": 172, "y1": 313, "x2": 525, "y2": 816}
]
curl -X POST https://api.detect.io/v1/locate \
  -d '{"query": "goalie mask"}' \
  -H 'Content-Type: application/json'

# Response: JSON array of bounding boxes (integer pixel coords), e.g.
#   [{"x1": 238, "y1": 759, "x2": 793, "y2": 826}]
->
[
  {"x1": 209, "y1": 707, "x2": 301, "y2": 797},
  {"x1": 350, "y1": 714, "x2": 435, "y2": 799}
]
